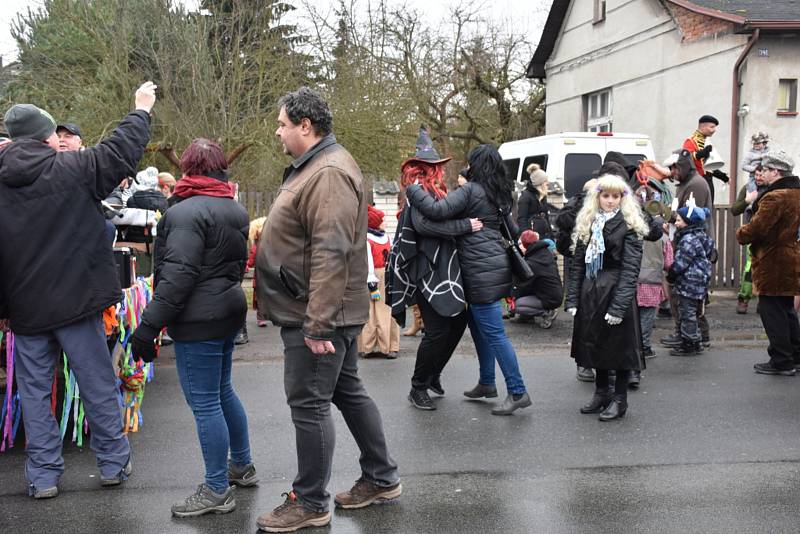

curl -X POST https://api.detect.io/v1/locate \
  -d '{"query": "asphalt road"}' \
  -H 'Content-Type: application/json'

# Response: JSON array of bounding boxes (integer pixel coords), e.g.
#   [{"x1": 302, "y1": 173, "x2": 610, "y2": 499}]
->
[{"x1": 2, "y1": 299, "x2": 799, "y2": 534}]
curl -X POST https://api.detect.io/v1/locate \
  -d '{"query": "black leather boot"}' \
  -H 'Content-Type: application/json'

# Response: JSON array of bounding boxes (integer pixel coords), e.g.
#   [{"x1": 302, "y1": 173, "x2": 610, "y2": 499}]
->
[
  {"x1": 599, "y1": 396, "x2": 628, "y2": 421},
  {"x1": 234, "y1": 323, "x2": 249, "y2": 345},
  {"x1": 463, "y1": 383, "x2": 498, "y2": 399},
  {"x1": 580, "y1": 389, "x2": 612, "y2": 414},
  {"x1": 670, "y1": 339, "x2": 701, "y2": 356},
  {"x1": 628, "y1": 370, "x2": 641, "y2": 389}
]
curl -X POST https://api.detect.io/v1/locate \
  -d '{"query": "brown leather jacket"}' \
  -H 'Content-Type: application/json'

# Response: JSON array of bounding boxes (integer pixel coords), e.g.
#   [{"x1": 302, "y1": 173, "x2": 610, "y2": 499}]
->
[
  {"x1": 736, "y1": 176, "x2": 800, "y2": 296},
  {"x1": 255, "y1": 135, "x2": 369, "y2": 339}
]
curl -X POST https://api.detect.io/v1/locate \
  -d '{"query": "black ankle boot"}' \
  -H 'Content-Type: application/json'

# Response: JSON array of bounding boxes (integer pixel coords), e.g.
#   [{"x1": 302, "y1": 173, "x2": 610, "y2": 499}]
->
[
  {"x1": 580, "y1": 389, "x2": 612, "y2": 414},
  {"x1": 599, "y1": 396, "x2": 628, "y2": 421},
  {"x1": 234, "y1": 324, "x2": 249, "y2": 345},
  {"x1": 670, "y1": 340, "x2": 701, "y2": 356},
  {"x1": 628, "y1": 370, "x2": 641, "y2": 389}
]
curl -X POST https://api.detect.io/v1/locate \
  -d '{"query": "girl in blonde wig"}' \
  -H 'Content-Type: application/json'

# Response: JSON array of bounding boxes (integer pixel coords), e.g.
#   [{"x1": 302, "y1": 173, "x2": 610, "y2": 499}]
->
[{"x1": 565, "y1": 174, "x2": 648, "y2": 421}]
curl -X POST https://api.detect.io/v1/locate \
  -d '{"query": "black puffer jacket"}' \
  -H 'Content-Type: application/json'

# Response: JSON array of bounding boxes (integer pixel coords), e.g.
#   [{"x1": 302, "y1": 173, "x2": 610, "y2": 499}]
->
[
  {"x1": 516, "y1": 185, "x2": 553, "y2": 238},
  {"x1": 405, "y1": 182, "x2": 517, "y2": 304},
  {"x1": 0, "y1": 111, "x2": 150, "y2": 334},
  {"x1": 513, "y1": 241, "x2": 563, "y2": 309},
  {"x1": 142, "y1": 186, "x2": 250, "y2": 341},
  {"x1": 554, "y1": 191, "x2": 586, "y2": 257}
]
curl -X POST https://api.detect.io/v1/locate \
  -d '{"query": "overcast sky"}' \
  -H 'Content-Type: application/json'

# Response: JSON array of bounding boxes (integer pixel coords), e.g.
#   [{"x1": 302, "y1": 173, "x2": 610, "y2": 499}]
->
[{"x1": 1, "y1": 0, "x2": 549, "y2": 65}]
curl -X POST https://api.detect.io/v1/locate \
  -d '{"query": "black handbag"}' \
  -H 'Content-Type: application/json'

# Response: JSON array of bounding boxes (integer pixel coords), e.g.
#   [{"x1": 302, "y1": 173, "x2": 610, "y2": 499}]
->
[{"x1": 498, "y1": 209, "x2": 534, "y2": 282}]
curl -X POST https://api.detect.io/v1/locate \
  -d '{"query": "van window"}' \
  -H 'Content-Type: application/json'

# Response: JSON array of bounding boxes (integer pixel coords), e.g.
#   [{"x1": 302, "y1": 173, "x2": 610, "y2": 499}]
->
[
  {"x1": 624, "y1": 154, "x2": 646, "y2": 166},
  {"x1": 503, "y1": 159, "x2": 520, "y2": 182},
  {"x1": 522, "y1": 155, "x2": 548, "y2": 181},
  {"x1": 564, "y1": 153, "x2": 602, "y2": 198}
]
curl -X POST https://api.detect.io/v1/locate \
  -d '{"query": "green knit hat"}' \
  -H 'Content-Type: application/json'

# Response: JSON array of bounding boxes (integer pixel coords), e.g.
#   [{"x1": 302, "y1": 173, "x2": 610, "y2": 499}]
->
[{"x1": 3, "y1": 104, "x2": 57, "y2": 141}]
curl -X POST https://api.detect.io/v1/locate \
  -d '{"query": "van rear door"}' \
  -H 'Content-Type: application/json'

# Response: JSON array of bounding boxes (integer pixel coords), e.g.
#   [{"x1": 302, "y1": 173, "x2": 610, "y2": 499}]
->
[{"x1": 563, "y1": 152, "x2": 602, "y2": 198}]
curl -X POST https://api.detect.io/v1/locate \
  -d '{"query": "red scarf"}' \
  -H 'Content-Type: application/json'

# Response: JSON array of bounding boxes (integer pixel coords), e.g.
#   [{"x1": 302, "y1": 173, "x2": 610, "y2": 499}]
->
[{"x1": 173, "y1": 175, "x2": 235, "y2": 199}]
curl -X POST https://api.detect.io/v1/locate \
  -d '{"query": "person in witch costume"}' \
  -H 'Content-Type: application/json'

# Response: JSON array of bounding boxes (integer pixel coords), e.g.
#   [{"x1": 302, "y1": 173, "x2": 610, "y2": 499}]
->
[
  {"x1": 131, "y1": 138, "x2": 257, "y2": 517},
  {"x1": 386, "y1": 127, "x2": 482, "y2": 410},
  {"x1": 565, "y1": 173, "x2": 649, "y2": 421},
  {"x1": 404, "y1": 144, "x2": 532, "y2": 415}
]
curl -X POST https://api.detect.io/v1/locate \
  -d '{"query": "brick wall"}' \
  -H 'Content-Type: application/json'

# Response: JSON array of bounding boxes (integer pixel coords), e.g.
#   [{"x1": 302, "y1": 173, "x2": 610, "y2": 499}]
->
[{"x1": 667, "y1": 4, "x2": 735, "y2": 43}]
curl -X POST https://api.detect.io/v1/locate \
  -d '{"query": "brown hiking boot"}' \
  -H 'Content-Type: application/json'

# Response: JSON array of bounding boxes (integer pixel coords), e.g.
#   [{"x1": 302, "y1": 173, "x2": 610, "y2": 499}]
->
[
  {"x1": 334, "y1": 478, "x2": 402, "y2": 509},
  {"x1": 257, "y1": 491, "x2": 331, "y2": 532}
]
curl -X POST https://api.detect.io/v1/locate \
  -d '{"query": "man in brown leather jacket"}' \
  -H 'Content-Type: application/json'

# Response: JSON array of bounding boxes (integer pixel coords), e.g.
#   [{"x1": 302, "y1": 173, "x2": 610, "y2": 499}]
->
[
  {"x1": 255, "y1": 87, "x2": 401, "y2": 533},
  {"x1": 736, "y1": 150, "x2": 800, "y2": 376}
]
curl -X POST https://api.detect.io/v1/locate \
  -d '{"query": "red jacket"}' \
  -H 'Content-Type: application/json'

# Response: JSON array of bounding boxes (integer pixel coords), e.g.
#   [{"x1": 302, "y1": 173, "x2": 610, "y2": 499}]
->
[
  {"x1": 682, "y1": 132, "x2": 707, "y2": 176},
  {"x1": 367, "y1": 232, "x2": 391, "y2": 269}
]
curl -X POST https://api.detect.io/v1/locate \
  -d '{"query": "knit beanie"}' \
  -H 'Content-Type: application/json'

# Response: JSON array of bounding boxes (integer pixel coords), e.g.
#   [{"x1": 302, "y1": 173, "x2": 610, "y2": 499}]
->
[
  {"x1": 676, "y1": 206, "x2": 709, "y2": 226},
  {"x1": 367, "y1": 205, "x2": 385, "y2": 229},
  {"x1": 526, "y1": 163, "x2": 548, "y2": 186},
  {"x1": 596, "y1": 161, "x2": 627, "y2": 180},
  {"x1": 3, "y1": 104, "x2": 57, "y2": 141}
]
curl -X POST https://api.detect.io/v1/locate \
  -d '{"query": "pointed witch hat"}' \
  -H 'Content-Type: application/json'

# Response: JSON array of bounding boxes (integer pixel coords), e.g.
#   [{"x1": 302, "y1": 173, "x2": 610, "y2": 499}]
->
[{"x1": 401, "y1": 126, "x2": 452, "y2": 168}]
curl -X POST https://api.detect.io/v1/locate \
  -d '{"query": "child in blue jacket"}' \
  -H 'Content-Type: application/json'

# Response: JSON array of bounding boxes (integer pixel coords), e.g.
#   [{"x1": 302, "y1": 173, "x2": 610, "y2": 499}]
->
[{"x1": 666, "y1": 206, "x2": 716, "y2": 355}]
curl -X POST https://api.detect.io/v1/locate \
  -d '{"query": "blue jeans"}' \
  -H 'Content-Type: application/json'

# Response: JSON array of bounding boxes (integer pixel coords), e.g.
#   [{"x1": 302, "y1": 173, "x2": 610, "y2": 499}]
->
[
  {"x1": 174, "y1": 336, "x2": 252, "y2": 494},
  {"x1": 468, "y1": 301, "x2": 526, "y2": 395}
]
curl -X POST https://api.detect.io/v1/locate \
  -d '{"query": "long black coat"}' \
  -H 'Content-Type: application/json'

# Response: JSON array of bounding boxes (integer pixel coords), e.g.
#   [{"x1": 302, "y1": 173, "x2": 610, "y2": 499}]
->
[
  {"x1": 405, "y1": 182, "x2": 517, "y2": 304},
  {"x1": 0, "y1": 111, "x2": 150, "y2": 334},
  {"x1": 565, "y1": 212, "x2": 644, "y2": 371}
]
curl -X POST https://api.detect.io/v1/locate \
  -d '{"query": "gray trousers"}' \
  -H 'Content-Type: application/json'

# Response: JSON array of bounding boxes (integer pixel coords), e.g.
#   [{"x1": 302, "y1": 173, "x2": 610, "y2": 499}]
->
[
  {"x1": 638, "y1": 306, "x2": 657, "y2": 349},
  {"x1": 14, "y1": 313, "x2": 130, "y2": 491},
  {"x1": 281, "y1": 326, "x2": 400, "y2": 512}
]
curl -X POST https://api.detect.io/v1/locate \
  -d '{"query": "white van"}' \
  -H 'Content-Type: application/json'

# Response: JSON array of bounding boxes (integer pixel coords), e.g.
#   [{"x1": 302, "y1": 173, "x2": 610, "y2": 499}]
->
[{"x1": 499, "y1": 132, "x2": 656, "y2": 199}]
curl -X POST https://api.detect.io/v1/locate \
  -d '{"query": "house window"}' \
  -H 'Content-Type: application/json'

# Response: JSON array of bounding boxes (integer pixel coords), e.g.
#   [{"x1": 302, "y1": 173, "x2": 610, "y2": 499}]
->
[
  {"x1": 593, "y1": 0, "x2": 606, "y2": 24},
  {"x1": 585, "y1": 89, "x2": 612, "y2": 132},
  {"x1": 777, "y1": 79, "x2": 798, "y2": 113}
]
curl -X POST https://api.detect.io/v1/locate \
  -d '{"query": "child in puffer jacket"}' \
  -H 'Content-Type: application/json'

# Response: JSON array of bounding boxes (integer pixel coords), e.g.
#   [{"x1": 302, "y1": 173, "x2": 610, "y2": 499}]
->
[{"x1": 666, "y1": 206, "x2": 716, "y2": 356}]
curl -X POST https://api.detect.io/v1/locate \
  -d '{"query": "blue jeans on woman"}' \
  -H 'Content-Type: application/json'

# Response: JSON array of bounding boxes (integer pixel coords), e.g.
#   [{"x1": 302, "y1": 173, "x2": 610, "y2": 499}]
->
[
  {"x1": 174, "y1": 335, "x2": 252, "y2": 494},
  {"x1": 468, "y1": 301, "x2": 526, "y2": 395}
]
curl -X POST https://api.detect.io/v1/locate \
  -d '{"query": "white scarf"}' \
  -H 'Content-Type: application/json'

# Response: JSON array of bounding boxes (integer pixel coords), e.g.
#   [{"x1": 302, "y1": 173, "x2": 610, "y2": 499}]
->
[{"x1": 585, "y1": 208, "x2": 619, "y2": 279}]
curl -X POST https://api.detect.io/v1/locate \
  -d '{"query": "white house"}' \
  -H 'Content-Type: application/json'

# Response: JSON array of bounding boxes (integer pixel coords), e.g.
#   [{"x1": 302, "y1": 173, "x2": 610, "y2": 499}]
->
[{"x1": 528, "y1": 0, "x2": 800, "y2": 204}]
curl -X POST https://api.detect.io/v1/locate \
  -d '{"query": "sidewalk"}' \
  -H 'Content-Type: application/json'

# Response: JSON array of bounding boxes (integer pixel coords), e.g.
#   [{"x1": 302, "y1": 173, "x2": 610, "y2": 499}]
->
[{"x1": 229, "y1": 289, "x2": 767, "y2": 364}]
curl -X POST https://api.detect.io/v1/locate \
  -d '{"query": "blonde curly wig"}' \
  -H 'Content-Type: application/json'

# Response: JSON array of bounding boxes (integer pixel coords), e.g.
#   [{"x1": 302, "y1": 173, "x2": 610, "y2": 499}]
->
[{"x1": 570, "y1": 174, "x2": 649, "y2": 252}]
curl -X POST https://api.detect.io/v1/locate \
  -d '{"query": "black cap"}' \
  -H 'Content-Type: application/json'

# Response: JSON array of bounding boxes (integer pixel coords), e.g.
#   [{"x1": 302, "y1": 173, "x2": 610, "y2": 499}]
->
[
  {"x1": 56, "y1": 123, "x2": 82, "y2": 137},
  {"x1": 698, "y1": 115, "x2": 719, "y2": 126}
]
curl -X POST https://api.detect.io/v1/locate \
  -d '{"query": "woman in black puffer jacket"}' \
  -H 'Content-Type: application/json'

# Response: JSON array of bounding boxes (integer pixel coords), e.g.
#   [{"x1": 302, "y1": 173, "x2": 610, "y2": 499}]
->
[
  {"x1": 131, "y1": 138, "x2": 257, "y2": 516},
  {"x1": 405, "y1": 144, "x2": 531, "y2": 416},
  {"x1": 516, "y1": 163, "x2": 553, "y2": 238}
]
